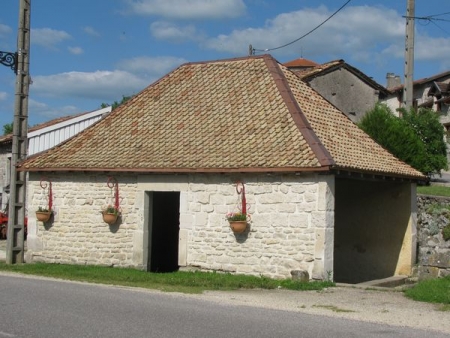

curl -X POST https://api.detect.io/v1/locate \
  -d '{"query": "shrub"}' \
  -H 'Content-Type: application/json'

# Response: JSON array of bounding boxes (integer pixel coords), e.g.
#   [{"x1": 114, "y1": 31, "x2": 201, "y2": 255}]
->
[
  {"x1": 443, "y1": 224, "x2": 450, "y2": 241},
  {"x1": 359, "y1": 104, "x2": 447, "y2": 177}
]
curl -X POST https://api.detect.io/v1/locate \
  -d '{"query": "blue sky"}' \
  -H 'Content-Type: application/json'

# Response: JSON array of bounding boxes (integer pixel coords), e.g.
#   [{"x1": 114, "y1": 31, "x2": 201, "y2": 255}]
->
[{"x1": 1, "y1": 0, "x2": 450, "y2": 128}]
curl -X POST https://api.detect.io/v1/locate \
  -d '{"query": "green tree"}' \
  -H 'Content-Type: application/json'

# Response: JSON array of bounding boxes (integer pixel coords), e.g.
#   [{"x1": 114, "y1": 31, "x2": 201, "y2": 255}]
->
[
  {"x1": 359, "y1": 103, "x2": 447, "y2": 176},
  {"x1": 101, "y1": 95, "x2": 133, "y2": 111},
  {"x1": 400, "y1": 106, "x2": 448, "y2": 175},
  {"x1": 3, "y1": 123, "x2": 13, "y2": 135}
]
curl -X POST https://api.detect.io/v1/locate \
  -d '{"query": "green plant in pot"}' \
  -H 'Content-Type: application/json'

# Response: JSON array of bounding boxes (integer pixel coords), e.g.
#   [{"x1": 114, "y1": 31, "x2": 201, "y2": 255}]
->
[
  {"x1": 101, "y1": 204, "x2": 120, "y2": 225},
  {"x1": 36, "y1": 206, "x2": 52, "y2": 222},
  {"x1": 226, "y1": 212, "x2": 249, "y2": 233}
]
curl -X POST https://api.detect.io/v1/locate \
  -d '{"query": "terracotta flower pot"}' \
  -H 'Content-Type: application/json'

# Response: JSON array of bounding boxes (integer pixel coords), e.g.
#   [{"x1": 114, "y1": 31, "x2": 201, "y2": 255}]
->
[
  {"x1": 229, "y1": 221, "x2": 247, "y2": 233},
  {"x1": 102, "y1": 212, "x2": 118, "y2": 225},
  {"x1": 36, "y1": 211, "x2": 52, "y2": 222}
]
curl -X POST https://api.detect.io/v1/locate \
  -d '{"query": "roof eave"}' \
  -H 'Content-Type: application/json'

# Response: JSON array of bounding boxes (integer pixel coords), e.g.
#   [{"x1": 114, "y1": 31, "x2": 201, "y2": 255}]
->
[{"x1": 18, "y1": 165, "x2": 333, "y2": 174}]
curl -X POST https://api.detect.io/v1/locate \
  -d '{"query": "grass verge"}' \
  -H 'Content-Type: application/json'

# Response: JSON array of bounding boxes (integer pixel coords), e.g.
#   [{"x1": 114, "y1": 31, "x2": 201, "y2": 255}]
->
[
  {"x1": 0, "y1": 262, "x2": 334, "y2": 294},
  {"x1": 418, "y1": 185, "x2": 450, "y2": 197},
  {"x1": 404, "y1": 276, "x2": 450, "y2": 308}
]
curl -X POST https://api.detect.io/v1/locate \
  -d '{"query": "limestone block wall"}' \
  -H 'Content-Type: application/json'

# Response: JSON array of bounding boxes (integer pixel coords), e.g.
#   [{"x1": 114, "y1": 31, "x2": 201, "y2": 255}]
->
[
  {"x1": 26, "y1": 173, "x2": 140, "y2": 267},
  {"x1": 26, "y1": 172, "x2": 335, "y2": 280},
  {"x1": 181, "y1": 174, "x2": 334, "y2": 279}
]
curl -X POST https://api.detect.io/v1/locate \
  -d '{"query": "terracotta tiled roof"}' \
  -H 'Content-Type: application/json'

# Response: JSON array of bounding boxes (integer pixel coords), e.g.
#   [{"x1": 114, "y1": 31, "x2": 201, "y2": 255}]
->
[
  {"x1": 283, "y1": 58, "x2": 319, "y2": 68},
  {"x1": 18, "y1": 55, "x2": 424, "y2": 180}
]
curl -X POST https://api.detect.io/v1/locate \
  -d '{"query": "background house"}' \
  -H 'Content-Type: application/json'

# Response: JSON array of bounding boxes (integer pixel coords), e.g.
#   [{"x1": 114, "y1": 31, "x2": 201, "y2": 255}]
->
[
  {"x1": 284, "y1": 58, "x2": 389, "y2": 123},
  {"x1": 382, "y1": 71, "x2": 450, "y2": 162},
  {"x1": 0, "y1": 106, "x2": 111, "y2": 211},
  {"x1": 383, "y1": 70, "x2": 450, "y2": 118},
  {"x1": 19, "y1": 55, "x2": 424, "y2": 284}
]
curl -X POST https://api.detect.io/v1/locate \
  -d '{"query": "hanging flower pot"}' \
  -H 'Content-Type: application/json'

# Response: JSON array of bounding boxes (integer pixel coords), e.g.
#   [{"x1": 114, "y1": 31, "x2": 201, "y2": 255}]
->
[
  {"x1": 228, "y1": 220, "x2": 247, "y2": 233},
  {"x1": 101, "y1": 205, "x2": 120, "y2": 225},
  {"x1": 226, "y1": 212, "x2": 249, "y2": 233},
  {"x1": 102, "y1": 212, "x2": 118, "y2": 225},
  {"x1": 36, "y1": 207, "x2": 52, "y2": 222}
]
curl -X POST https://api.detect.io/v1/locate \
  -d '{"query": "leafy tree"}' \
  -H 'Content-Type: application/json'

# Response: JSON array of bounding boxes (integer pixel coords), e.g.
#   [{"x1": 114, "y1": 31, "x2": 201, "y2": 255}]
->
[
  {"x1": 3, "y1": 123, "x2": 13, "y2": 135},
  {"x1": 400, "y1": 106, "x2": 448, "y2": 175},
  {"x1": 101, "y1": 95, "x2": 133, "y2": 111},
  {"x1": 359, "y1": 103, "x2": 447, "y2": 176}
]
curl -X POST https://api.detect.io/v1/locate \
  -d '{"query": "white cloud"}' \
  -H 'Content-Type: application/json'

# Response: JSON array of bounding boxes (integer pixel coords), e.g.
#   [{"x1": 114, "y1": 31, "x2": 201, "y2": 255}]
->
[
  {"x1": 0, "y1": 92, "x2": 7, "y2": 101},
  {"x1": 150, "y1": 21, "x2": 201, "y2": 42},
  {"x1": 124, "y1": 0, "x2": 246, "y2": 19},
  {"x1": 30, "y1": 70, "x2": 149, "y2": 102},
  {"x1": 203, "y1": 4, "x2": 450, "y2": 71},
  {"x1": 205, "y1": 5, "x2": 404, "y2": 58},
  {"x1": 116, "y1": 56, "x2": 187, "y2": 76},
  {"x1": 31, "y1": 28, "x2": 71, "y2": 48},
  {"x1": 68, "y1": 46, "x2": 84, "y2": 55},
  {"x1": 28, "y1": 98, "x2": 79, "y2": 121},
  {"x1": 0, "y1": 24, "x2": 12, "y2": 39},
  {"x1": 83, "y1": 26, "x2": 101, "y2": 37}
]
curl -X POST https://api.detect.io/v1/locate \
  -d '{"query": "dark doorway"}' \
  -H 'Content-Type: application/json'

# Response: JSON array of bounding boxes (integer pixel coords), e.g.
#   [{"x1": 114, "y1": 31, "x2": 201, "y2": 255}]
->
[
  {"x1": 334, "y1": 178, "x2": 411, "y2": 284},
  {"x1": 149, "y1": 191, "x2": 180, "y2": 273}
]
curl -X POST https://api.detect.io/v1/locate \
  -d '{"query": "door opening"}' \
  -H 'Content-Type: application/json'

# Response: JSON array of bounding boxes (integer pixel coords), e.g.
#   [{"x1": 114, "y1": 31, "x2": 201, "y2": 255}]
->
[{"x1": 148, "y1": 191, "x2": 180, "y2": 273}]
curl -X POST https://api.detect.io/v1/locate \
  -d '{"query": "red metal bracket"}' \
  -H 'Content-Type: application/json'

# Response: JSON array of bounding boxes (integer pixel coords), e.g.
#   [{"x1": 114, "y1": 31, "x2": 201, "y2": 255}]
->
[
  {"x1": 235, "y1": 181, "x2": 247, "y2": 215},
  {"x1": 40, "y1": 178, "x2": 52, "y2": 210},
  {"x1": 107, "y1": 177, "x2": 119, "y2": 210}
]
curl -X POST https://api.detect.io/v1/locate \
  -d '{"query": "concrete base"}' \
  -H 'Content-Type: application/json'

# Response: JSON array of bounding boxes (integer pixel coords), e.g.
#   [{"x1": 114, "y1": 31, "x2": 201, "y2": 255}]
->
[{"x1": 356, "y1": 275, "x2": 410, "y2": 288}]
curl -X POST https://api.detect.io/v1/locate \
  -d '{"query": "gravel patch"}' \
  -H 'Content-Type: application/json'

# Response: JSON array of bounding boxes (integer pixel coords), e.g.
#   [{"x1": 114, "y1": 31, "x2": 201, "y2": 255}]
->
[{"x1": 201, "y1": 286, "x2": 450, "y2": 335}]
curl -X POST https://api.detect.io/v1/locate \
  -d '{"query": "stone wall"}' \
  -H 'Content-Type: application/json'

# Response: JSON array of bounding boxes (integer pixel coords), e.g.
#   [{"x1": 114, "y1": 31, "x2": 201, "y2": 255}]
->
[
  {"x1": 182, "y1": 175, "x2": 334, "y2": 279},
  {"x1": 26, "y1": 172, "x2": 335, "y2": 280},
  {"x1": 417, "y1": 195, "x2": 450, "y2": 279},
  {"x1": 26, "y1": 173, "x2": 140, "y2": 267}
]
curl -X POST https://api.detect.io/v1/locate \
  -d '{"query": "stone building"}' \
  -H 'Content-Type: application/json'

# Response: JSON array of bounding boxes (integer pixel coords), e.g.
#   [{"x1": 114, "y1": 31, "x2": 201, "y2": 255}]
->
[
  {"x1": 19, "y1": 55, "x2": 424, "y2": 283},
  {"x1": 283, "y1": 58, "x2": 389, "y2": 123}
]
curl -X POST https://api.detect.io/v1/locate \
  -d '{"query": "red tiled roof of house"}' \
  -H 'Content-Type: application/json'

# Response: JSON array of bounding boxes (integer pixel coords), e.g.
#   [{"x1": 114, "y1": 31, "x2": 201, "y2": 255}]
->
[
  {"x1": 18, "y1": 55, "x2": 424, "y2": 179},
  {"x1": 283, "y1": 58, "x2": 319, "y2": 68}
]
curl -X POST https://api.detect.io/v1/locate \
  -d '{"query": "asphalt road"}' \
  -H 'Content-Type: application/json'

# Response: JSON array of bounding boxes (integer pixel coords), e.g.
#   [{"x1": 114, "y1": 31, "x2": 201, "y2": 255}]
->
[{"x1": 0, "y1": 274, "x2": 448, "y2": 338}]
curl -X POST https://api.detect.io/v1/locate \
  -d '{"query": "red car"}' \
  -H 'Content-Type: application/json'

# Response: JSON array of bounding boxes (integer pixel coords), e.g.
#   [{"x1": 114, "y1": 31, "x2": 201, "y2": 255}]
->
[{"x1": 0, "y1": 212, "x2": 27, "y2": 239}]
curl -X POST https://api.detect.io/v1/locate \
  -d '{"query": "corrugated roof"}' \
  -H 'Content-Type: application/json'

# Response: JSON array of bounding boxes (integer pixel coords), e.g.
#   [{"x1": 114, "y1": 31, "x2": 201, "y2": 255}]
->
[
  {"x1": 0, "y1": 108, "x2": 109, "y2": 145},
  {"x1": 18, "y1": 55, "x2": 424, "y2": 179}
]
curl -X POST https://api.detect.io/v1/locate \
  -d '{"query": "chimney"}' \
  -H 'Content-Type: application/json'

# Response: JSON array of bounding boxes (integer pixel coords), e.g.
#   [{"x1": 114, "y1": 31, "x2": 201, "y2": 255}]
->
[{"x1": 386, "y1": 73, "x2": 401, "y2": 89}]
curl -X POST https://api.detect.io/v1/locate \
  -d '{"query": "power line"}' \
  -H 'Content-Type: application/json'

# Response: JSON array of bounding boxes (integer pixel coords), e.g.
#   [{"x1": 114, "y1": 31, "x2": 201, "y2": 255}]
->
[
  {"x1": 405, "y1": 15, "x2": 450, "y2": 23},
  {"x1": 430, "y1": 20, "x2": 450, "y2": 36},
  {"x1": 252, "y1": 0, "x2": 351, "y2": 54},
  {"x1": 425, "y1": 11, "x2": 450, "y2": 18}
]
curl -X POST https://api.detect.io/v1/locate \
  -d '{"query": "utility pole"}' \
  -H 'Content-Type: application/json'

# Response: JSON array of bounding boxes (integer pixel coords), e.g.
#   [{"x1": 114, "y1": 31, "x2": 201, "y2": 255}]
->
[
  {"x1": 403, "y1": 0, "x2": 415, "y2": 109},
  {"x1": 6, "y1": 0, "x2": 31, "y2": 264}
]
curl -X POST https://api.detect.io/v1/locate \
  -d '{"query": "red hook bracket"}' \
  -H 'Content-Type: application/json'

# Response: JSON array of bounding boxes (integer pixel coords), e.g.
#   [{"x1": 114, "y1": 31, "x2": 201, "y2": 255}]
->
[
  {"x1": 107, "y1": 177, "x2": 119, "y2": 210},
  {"x1": 235, "y1": 181, "x2": 246, "y2": 215},
  {"x1": 40, "y1": 178, "x2": 53, "y2": 211}
]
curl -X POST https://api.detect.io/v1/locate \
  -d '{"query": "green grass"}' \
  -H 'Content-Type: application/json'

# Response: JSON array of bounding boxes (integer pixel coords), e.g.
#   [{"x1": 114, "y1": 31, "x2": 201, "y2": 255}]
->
[
  {"x1": 404, "y1": 276, "x2": 450, "y2": 307},
  {"x1": 418, "y1": 185, "x2": 450, "y2": 197},
  {"x1": 0, "y1": 262, "x2": 334, "y2": 293}
]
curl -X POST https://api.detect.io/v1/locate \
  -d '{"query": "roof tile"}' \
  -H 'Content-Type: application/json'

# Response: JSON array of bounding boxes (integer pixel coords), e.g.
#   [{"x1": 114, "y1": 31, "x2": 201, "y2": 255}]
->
[{"x1": 19, "y1": 55, "x2": 424, "y2": 179}]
